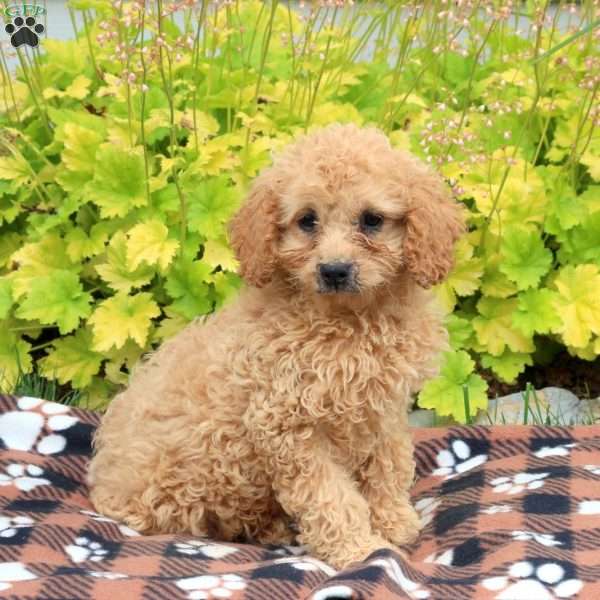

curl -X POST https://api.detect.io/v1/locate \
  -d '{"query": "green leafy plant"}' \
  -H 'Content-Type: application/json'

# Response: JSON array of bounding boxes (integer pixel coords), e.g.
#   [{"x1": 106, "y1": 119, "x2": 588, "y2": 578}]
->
[{"x1": 0, "y1": 0, "x2": 598, "y2": 419}]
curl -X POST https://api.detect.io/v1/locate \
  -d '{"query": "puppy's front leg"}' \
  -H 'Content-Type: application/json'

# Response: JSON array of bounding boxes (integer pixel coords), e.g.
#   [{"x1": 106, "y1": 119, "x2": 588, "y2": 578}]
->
[
  {"x1": 360, "y1": 424, "x2": 421, "y2": 548},
  {"x1": 246, "y1": 409, "x2": 393, "y2": 568}
]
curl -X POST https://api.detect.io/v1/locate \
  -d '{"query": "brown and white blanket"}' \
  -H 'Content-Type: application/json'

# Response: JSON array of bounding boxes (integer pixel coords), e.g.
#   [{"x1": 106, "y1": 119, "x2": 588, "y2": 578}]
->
[{"x1": 0, "y1": 394, "x2": 599, "y2": 599}]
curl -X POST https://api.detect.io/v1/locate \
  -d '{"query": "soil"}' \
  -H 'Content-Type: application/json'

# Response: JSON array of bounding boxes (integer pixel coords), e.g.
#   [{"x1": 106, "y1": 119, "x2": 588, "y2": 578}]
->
[{"x1": 480, "y1": 353, "x2": 600, "y2": 400}]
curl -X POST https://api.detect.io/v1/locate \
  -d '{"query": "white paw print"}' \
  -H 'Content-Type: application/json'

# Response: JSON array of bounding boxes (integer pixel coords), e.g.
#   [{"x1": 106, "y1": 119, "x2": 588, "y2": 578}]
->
[
  {"x1": 482, "y1": 561, "x2": 583, "y2": 599},
  {"x1": 176, "y1": 574, "x2": 246, "y2": 599},
  {"x1": 512, "y1": 531, "x2": 563, "y2": 548},
  {"x1": 0, "y1": 397, "x2": 78, "y2": 455},
  {"x1": 578, "y1": 500, "x2": 600, "y2": 515},
  {"x1": 414, "y1": 497, "x2": 441, "y2": 527},
  {"x1": 0, "y1": 561, "x2": 37, "y2": 592},
  {"x1": 491, "y1": 472, "x2": 549, "y2": 495},
  {"x1": 0, "y1": 515, "x2": 34, "y2": 539},
  {"x1": 583, "y1": 464, "x2": 600, "y2": 475},
  {"x1": 65, "y1": 537, "x2": 109, "y2": 563},
  {"x1": 175, "y1": 540, "x2": 238, "y2": 559},
  {"x1": 273, "y1": 556, "x2": 336, "y2": 576},
  {"x1": 79, "y1": 510, "x2": 140, "y2": 537},
  {"x1": 88, "y1": 571, "x2": 128, "y2": 580},
  {"x1": 271, "y1": 544, "x2": 310, "y2": 557},
  {"x1": 433, "y1": 439, "x2": 488, "y2": 479},
  {"x1": 312, "y1": 585, "x2": 354, "y2": 600},
  {"x1": 534, "y1": 443, "x2": 576, "y2": 458},
  {"x1": 482, "y1": 505, "x2": 512, "y2": 515},
  {"x1": 424, "y1": 548, "x2": 454, "y2": 566},
  {"x1": 0, "y1": 463, "x2": 50, "y2": 492},
  {"x1": 370, "y1": 557, "x2": 430, "y2": 599}
]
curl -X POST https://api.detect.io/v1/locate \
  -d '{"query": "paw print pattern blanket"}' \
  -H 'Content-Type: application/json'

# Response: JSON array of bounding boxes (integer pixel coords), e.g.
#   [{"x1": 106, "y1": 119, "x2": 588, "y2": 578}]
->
[{"x1": 0, "y1": 394, "x2": 599, "y2": 599}]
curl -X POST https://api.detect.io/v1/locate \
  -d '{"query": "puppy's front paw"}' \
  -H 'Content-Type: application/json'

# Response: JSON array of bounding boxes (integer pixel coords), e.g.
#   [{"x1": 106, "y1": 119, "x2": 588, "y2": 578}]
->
[
  {"x1": 328, "y1": 535, "x2": 398, "y2": 570},
  {"x1": 373, "y1": 504, "x2": 422, "y2": 547}
]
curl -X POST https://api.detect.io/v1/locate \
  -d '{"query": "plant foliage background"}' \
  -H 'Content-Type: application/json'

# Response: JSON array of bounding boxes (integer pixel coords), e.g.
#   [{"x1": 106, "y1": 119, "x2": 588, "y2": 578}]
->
[{"x1": 0, "y1": 0, "x2": 598, "y2": 418}]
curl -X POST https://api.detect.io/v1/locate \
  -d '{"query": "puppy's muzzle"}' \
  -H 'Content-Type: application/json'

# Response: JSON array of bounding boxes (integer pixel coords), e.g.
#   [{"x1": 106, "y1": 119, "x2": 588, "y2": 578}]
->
[{"x1": 317, "y1": 262, "x2": 358, "y2": 293}]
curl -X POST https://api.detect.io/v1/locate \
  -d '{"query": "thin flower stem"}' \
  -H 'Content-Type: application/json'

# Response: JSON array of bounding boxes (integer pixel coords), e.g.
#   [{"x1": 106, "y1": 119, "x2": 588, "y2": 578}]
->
[
  {"x1": 191, "y1": 0, "x2": 208, "y2": 151},
  {"x1": 0, "y1": 47, "x2": 20, "y2": 122},
  {"x1": 14, "y1": 49, "x2": 50, "y2": 135},
  {"x1": 156, "y1": 0, "x2": 187, "y2": 248},
  {"x1": 305, "y1": 6, "x2": 338, "y2": 130},
  {"x1": 567, "y1": 83, "x2": 598, "y2": 188},
  {"x1": 82, "y1": 10, "x2": 101, "y2": 78},
  {"x1": 245, "y1": 0, "x2": 278, "y2": 150},
  {"x1": 481, "y1": 0, "x2": 552, "y2": 244},
  {"x1": 138, "y1": 3, "x2": 151, "y2": 207}
]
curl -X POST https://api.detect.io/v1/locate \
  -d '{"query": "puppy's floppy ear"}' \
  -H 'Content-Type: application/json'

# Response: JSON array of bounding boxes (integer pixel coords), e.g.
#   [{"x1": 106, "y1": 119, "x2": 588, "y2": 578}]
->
[
  {"x1": 228, "y1": 168, "x2": 280, "y2": 288},
  {"x1": 402, "y1": 166, "x2": 465, "y2": 289}
]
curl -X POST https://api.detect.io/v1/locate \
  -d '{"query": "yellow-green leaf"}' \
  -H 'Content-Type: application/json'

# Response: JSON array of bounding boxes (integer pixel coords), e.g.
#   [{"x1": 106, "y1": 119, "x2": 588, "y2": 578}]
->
[
  {"x1": 202, "y1": 238, "x2": 238, "y2": 272},
  {"x1": 126, "y1": 220, "x2": 179, "y2": 271},
  {"x1": 15, "y1": 270, "x2": 92, "y2": 334},
  {"x1": 61, "y1": 123, "x2": 104, "y2": 177},
  {"x1": 87, "y1": 144, "x2": 147, "y2": 218},
  {"x1": 512, "y1": 288, "x2": 561, "y2": 336},
  {"x1": 0, "y1": 325, "x2": 32, "y2": 384},
  {"x1": 418, "y1": 350, "x2": 488, "y2": 421},
  {"x1": 447, "y1": 237, "x2": 484, "y2": 296},
  {"x1": 552, "y1": 264, "x2": 600, "y2": 348},
  {"x1": 481, "y1": 350, "x2": 533, "y2": 383},
  {"x1": 89, "y1": 292, "x2": 160, "y2": 352},
  {"x1": 165, "y1": 259, "x2": 212, "y2": 320},
  {"x1": 40, "y1": 328, "x2": 103, "y2": 388},
  {"x1": 65, "y1": 226, "x2": 109, "y2": 261},
  {"x1": 95, "y1": 232, "x2": 154, "y2": 293},
  {"x1": 0, "y1": 279, "x2": 13, "y2": 319},
  {"x1": 473, "y1": 297, "x2": 535, "y2": 356},
  {"x1": 9, "y1": 235, "x2": 75, "y2": 299},
  {"x1": 499, "y1": 226, "x2": 552, "y2": 290}
]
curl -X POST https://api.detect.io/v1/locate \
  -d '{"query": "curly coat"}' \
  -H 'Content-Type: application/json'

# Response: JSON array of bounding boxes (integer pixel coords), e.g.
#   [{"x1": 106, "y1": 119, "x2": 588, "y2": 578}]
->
[{"x1": 88, "y1": 123, "x2": 464, "y2": 568}]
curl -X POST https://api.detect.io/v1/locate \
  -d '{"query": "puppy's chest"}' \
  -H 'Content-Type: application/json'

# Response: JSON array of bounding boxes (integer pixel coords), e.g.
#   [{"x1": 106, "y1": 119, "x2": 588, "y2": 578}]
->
[
  {"x1": 322, "y1": 419, "x2": 383, "y2": 470},
  {"x1": 283, "y1": 328, "x2": 415, "y2": 416}
]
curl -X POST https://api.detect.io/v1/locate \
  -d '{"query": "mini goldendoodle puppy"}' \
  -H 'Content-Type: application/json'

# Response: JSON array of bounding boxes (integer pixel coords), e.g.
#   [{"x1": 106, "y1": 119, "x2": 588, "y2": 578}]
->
[{"x1": 88, "y1": 123, "x2": 464, "y2": 569}]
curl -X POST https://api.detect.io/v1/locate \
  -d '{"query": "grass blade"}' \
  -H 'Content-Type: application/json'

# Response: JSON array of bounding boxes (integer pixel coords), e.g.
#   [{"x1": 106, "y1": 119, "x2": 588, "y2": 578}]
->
[{"x1": 533, "y1": 18, "x2": 600, "y2": 64}]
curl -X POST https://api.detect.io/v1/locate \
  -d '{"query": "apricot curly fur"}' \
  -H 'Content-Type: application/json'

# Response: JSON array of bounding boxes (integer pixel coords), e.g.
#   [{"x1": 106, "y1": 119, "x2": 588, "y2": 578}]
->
[{"x1": 88, "y1": 123, "x2": 464, "y2": 569}]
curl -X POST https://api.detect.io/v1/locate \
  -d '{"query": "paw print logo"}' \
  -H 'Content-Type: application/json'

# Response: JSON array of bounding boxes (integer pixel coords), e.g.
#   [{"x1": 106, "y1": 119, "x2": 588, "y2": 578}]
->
[
  {"x1": 176, "y1": 574, "x2": 246, "y2": 599},
  {"x1": 491, "y1": 472, "x2": 549, "y2": 495},
  {"x1": 0, "y1": 397, "x2": 79, "y2": 455},
  {"x1": 65, "y1": 536, "x2": 110, "y2": 563},
  {"x1": 0, "y1": 515, "x2": 34, "y2": 543},
  {"x1": 482, "y1": 560, "x2": 583, "y2": 599},
  {"x1": 4, "y1": 16, "x2": 45, "y2": 48},
  {"x1": 433, "y1": 439, "x2": 488, "y2": 479},
  {"x1": 0, "y1": 463, "x2": 50, "y2": 492},
  {"x1": 174, "y1": 540, "x2": 239, "y2": 559},
  {"x1": 414, "y1": 497, "x2": 441, "y2": 527}
]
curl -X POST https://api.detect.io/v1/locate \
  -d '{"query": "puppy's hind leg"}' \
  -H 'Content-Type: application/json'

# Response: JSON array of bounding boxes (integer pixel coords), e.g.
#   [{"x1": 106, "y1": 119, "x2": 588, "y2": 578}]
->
[{"x1": 90, "y1": 475, "x2": 212, "y2": 537}]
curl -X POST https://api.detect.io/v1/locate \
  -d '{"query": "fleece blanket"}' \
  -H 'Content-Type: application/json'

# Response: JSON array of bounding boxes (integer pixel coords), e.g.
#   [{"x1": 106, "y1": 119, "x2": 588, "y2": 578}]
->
[{"x1": 0, "y1": 395, "x2": 599, "y2": 599}]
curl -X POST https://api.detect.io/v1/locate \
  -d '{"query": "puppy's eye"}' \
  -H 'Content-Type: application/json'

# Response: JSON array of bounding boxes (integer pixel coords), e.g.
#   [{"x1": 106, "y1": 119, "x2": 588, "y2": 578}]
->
[
  {"x1": 359, "y1": 211, "x2": 383, "y2": 232},
  {"x1": 298, "y1": 210, "x2": 318, "y2": 233}
]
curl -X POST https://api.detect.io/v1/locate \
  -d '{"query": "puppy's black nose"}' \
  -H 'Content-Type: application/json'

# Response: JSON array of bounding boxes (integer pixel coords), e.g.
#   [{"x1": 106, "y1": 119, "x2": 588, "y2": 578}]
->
[{"x1": 319, "y1": 262, "x2": 353, "y2": 289}]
